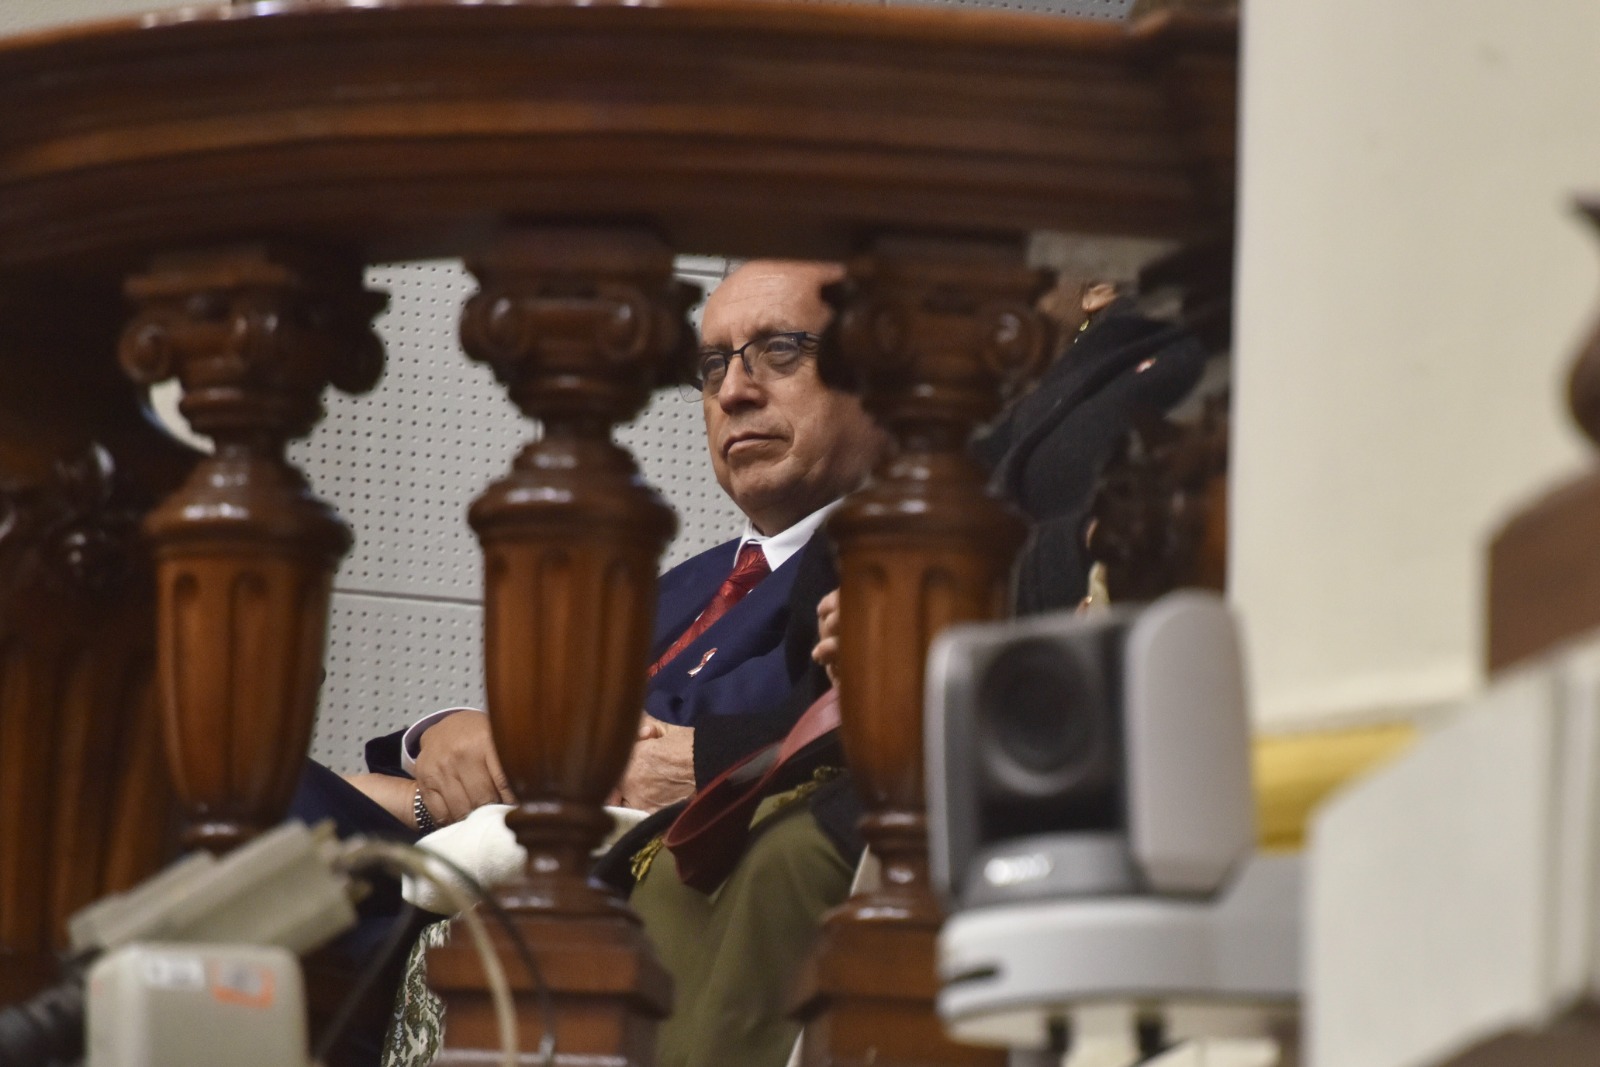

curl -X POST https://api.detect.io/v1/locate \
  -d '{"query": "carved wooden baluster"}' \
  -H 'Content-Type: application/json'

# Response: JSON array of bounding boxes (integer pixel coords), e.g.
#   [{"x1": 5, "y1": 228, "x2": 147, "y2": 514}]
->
[
  {"x1": 796, "y1": 238, "x2": 1051, "y2": 1067},
  {"x1": 1087, "y1": 395, "x2": 1231, "y2": 600},
  {"x1": 118, "y1": 246, "x2": 384, "y2": 854},
  {"x1": 0, "y1": 282, "x2": 194, "y2": 999},
  {"x1": 425, "y1": 229, "x2": 693, "y2": 1064}
]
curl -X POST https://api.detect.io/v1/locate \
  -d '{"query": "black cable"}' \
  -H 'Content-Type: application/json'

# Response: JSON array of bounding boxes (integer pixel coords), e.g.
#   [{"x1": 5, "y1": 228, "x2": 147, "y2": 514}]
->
[
  {"x1": 0, "y1": 972, "x2": 89, "y2": 1067},
  {"x1": 308, "y1": 899, "x2": 421, "y2": 1065}
]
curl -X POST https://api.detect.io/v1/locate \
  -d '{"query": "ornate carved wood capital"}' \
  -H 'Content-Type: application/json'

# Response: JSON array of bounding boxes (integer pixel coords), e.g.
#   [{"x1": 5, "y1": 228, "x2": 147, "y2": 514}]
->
[
  {"x1": 118, "y1": 245, "x2": 386, "y2": 853},
  {"x1": 0, "y1": 444, "x2": 143, "y2": 599},
  {"x1": 120, "y1": 246, "x2": 383, "y2": 448},
  {"x1": 829, "y1": 239, "x2": 1053, "y2": 446},
  {"x1": 462, "y1": 230, "x2": 696, "y2": 429}
]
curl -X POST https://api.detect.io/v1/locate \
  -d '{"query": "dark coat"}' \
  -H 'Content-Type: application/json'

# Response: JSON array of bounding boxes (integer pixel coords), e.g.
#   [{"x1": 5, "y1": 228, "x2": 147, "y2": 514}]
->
[
  {"x1": 975, "y1": 300, "x2": 1208, "y2": 615},
  {"x1": 594, "y1": 534, "x2": 847, "y2": 891}
]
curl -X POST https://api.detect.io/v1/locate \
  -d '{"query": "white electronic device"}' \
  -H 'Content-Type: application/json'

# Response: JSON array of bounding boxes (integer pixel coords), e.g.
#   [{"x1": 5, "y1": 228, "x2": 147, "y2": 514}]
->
[
  {"x1": 86, "y1": 944, "x2": 308, "y2": 1067},
  {"x1": 0, "y1": 822, "x2": 356, "y2": 1067},
  {"x1": 924, "y1": 593, "x2": 1301, "y2": 1059}
]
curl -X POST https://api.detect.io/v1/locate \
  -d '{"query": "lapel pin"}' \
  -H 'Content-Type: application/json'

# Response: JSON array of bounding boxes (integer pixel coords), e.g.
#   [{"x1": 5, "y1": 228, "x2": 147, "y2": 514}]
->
[{"x1": 687, "y1": 648, "x2": 718, "y2": 676}]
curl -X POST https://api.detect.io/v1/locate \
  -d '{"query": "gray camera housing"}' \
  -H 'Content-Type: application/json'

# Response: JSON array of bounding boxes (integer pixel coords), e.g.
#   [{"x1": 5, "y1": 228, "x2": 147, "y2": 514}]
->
[{"x1": 927, "y1": 591, "x2": 1253, "y2": 909}]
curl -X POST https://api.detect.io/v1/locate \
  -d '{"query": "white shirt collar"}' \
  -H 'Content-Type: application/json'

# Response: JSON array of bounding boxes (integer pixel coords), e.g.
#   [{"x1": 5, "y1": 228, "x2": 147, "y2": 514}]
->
[{"x1": 736, "y1": 498, "x2": 842, "y2": 571}]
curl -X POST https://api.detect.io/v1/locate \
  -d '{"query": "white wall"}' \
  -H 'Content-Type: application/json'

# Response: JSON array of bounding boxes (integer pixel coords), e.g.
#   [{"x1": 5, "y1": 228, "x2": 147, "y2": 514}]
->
[{"x1": 1232, "y1": 0, "x2": 1600, "y2": 729}]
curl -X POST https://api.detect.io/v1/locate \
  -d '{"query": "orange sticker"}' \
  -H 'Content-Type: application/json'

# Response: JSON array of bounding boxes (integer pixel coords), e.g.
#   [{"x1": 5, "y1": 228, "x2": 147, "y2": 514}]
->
[{"x1": 207, "y1": 961, "x2": 276, "y2": 1010}]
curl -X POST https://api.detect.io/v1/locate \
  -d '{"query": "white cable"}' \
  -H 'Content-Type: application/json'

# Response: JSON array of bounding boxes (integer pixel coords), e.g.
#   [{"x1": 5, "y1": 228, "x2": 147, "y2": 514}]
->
[{"x1": 334, "y1": 840, "x2": 519, "y2": 1067}]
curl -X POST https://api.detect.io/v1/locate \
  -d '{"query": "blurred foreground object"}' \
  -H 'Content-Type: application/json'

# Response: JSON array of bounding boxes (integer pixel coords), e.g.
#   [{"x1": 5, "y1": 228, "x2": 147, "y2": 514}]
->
[{"x1": 927, "y1": 592, "x2": 1299, "y2": 1061}]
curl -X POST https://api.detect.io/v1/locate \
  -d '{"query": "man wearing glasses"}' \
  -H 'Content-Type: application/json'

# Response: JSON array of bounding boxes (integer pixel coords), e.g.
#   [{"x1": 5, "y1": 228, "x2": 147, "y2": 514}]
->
[
  {"x1": 607, "y1": 257, "x2": 886, "y2": 812},
  {"x1": 351, "y1": 258, "x2": 887, "y2": 826}
]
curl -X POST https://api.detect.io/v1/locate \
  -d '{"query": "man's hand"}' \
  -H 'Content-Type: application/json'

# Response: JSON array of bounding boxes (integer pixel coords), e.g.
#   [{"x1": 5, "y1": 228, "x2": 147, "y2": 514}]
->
[
  {"x1": 812, "y1": 588, "x2": 841, "y2": 686},
  {"x1": 414, "y1": 710, "x2": 516, "y2": 825},
  {"x1": 613, "y1": 717, "x2": 695, "y2": 813}
]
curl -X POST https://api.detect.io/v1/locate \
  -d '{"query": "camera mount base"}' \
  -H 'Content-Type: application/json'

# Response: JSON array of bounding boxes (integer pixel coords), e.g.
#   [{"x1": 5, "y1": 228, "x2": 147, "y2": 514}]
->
[{"x1": 936, "y1": 853, "x2": 1301, "y2": 1054}]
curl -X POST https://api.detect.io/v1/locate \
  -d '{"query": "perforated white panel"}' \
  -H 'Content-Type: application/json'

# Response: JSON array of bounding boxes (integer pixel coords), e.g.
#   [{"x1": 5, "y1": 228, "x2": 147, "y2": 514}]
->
[
  {"x1": 302, "y1": 257, "x2": 738, "y2": 771},
  {"x1": 292, "y1": 261, "x2": 516, "y2": 603},
  {"x1": 310, "y1": 594, "x2": 486, "y2": 771}
]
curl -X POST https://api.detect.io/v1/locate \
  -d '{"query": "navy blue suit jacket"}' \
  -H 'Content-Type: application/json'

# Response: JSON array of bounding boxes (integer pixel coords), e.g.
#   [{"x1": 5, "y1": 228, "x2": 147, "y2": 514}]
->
[
  {"x1": 644, "y1": 536, "x2": 804, "y2": 727},
  {"x1": 359, "y1": 532, "x2": 811, "y2": 773}
]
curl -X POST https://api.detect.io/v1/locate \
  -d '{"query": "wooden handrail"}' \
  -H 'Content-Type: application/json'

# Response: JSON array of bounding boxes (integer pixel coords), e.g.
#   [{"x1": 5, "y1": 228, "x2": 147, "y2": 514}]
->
[{"x1": 0, "y1": 1, "x2": 1234, "y2": 273}]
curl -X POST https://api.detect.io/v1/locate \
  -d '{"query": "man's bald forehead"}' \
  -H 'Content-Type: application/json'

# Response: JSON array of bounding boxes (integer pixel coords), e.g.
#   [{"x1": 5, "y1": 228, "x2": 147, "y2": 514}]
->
[
  {"x1": 701, "y1": 260, "x2": 844, "y2": 346},
  {"x1": 725, "y1": 259, "x2": 845, "y2": 292}
]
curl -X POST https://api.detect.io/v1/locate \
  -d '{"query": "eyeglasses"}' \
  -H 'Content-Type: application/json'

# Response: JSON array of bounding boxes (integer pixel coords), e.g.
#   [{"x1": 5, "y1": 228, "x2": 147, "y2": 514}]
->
[{"x1": 680, "y1": 331, "x2": 821, "y2": 400}]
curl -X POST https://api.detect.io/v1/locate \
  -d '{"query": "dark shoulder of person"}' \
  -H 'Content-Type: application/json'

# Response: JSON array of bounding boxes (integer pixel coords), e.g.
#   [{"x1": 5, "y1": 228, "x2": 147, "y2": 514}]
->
[{"x1": 973, "y1": 300, "x2": 1210, "y2": 614}]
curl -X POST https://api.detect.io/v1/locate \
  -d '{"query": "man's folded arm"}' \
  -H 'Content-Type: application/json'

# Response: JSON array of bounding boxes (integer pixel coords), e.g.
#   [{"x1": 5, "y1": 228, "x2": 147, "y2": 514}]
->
[{"x1": 690, "y1": 661, "x2": 831, "y2": 785}]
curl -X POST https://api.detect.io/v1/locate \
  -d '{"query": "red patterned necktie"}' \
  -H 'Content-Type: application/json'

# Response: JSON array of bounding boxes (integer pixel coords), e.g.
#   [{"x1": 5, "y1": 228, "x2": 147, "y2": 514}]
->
[{"x1": 648, "y1": 543, "x2": 771, "y2": 679}]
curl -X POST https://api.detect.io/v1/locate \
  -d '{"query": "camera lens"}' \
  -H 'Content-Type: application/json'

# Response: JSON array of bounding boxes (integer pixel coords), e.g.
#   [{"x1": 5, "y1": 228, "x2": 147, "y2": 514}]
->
[{"x1": 978, "y1": 637, "x2": 1114, "y2": 796}]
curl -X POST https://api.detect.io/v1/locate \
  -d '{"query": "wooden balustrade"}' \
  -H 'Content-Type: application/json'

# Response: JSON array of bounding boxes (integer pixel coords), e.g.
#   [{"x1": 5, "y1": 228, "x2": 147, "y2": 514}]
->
[{"x1": 0, "y1": 2, "x2": 1236, "y2": 1062}]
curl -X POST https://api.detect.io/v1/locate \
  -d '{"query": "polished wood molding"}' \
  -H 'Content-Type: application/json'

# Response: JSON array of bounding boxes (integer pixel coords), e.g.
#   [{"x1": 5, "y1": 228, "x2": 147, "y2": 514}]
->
[
  {"x1": 795, "y1": 238, "x2": 1052, "y2": 1067},
  {"x1": 118, "y1": 245, "x2": 384, "y2": 852},
  {"x1": 0, "y1": 1, "x2": 1235, "y2": 273},
  {"x1": 426, "y1": 228, "x2": 691, "y2": 1063}
]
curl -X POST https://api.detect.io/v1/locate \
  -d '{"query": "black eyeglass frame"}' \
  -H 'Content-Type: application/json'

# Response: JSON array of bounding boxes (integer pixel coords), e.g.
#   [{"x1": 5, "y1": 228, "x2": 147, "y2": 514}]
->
[{"x1": 682, "y1": 330, "x2": 823, "y2": 399}]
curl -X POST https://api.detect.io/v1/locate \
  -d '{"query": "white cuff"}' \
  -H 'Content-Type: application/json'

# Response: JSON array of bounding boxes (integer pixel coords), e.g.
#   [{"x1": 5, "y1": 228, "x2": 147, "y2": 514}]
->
[{"x1": 400, "y1": 707, "x2": 483, "y2": 776}]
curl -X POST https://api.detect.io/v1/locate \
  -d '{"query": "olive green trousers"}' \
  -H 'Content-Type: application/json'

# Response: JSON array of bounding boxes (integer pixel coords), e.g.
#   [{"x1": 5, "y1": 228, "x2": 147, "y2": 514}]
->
[{"x1": 632, "y1": 804, "x2": 853, "y2": 1067}]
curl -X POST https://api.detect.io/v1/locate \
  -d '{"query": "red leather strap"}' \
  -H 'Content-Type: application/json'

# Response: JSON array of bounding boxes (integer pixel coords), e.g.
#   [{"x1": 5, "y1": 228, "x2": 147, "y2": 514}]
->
[
  {"x1": 663, "y1": 687, "x2": 841, "y2": 892},
  {"x1": 769, "y1": 685, "x2": 842, "y2": 766}
]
